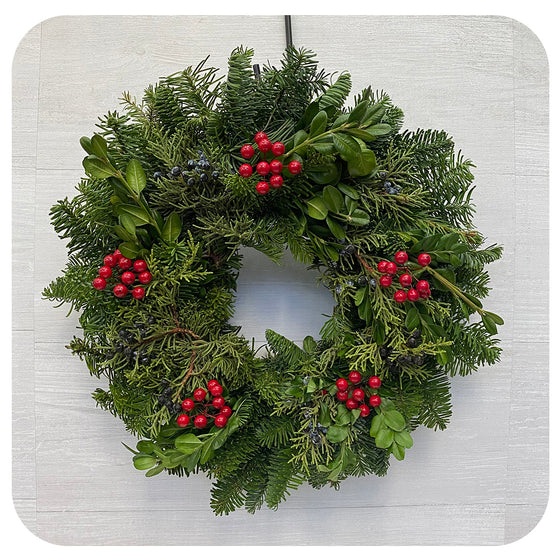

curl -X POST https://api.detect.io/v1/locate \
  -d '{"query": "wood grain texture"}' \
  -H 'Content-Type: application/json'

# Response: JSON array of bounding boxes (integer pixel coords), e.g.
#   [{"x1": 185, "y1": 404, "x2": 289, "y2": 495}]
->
[{"x1": 12, "y1": 15, "x2": 548, "y2": 545}]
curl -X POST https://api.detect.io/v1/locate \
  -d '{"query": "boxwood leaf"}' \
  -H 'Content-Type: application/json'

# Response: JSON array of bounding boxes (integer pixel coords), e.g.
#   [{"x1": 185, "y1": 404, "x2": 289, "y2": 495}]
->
[
  {"x1": 307, "y1": 197, "x2": 329, "y2": 220},
  {"x1": 323, "y1": 185, "x2": 344, "y2": 213},
  {"x1": 364, "y1": 123, "x2": 392, "y2": 136},
  {"x1": 337, "y1": 183, "x2": 360, "y2": 199},
  {"x1": 405, "y1": 306, "x2": 420, "y2": 330},
  {"x1": 80, "y1": 136, "x2": 93, "y2": 154},
  {"x1": 309, "y1": 110, "x2": 328, "y2": 137},
  {"x1": 326, "y1": 425, "x2": 349, "y2": 443},
  {"x1": 391, "y1": 442, "x2": 405, "y2": 461},
  {"x1": 162, "y1": 212, "x2": 182, "y2": 243},
  {"x1": 374, "y1": 427, "x2": 394, "y2": 448},
  {"x1": 370, "y1": 413, "x2": 384, "y2": 437},
  {"x1": 133, "y1": 454, "x2": 157, "y2": 470},
  {"x1": 394, "y1": 429, "x2": 414, "y2": 449},
  {"x1": 384, "y1": 410, "x2": 406, "y2": 432},
  {"x1": 174, "y1": 433, "x2": 203, "y2": 455},
  {"x1": 332, "y1": 133, "x2": 362, "y2": 161},
  {"x1": 145, "y1": 464, "x2": 165, "y2": 477},
  {"x1": 91, "y1": 134, "x2": 108, "y2": 159},
  {"x1": 348, "y1": 209, "x2": 370, "y2": 226},
  {"x1": 306, "y1": 162, "x2": 340, "y2": 185},
  {"x1": 347, "y1": 100, "x2": 369, "y2": 125},
  {"x1": 82, "y1": 155, "x2": 115, "y2": 179},
  {"x1": 326, "y1": 216, "x2": 346, "y2": 239},
  {"x1": 347, "y1": 149, "x2": 377, "y2": 177},
  {"x1": 126, "y1": 159, "x2": 147, "y2": 195}
]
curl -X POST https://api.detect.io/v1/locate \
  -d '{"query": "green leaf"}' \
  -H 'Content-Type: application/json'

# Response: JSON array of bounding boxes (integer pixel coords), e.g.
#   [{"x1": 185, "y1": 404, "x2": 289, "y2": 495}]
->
[
  {"x1": 309, "y1": 110, "x2": 328, "y2": 137},
  {"x1": 118, "y1": 241, "x2": 140, "y2": 259},
  {"x1": 348, "y1": 209, "x2": 370, "y2": 226},
  {"x1": 118, "y1": 204, "x2": 152, "y2": 225},
  {"x1": 485, "y1": 311, "x2": 504, "y2": 326},
  {"x1": 91, "y1": 134, "x2": 108, "y2": 159},
  {"x1": 323, "y1": 185, "x2": 344, "y2": 213},
  {"x1": 120, "y1": 214, "x2": 137, "y2": 236},
  {"x1": 362, "y1": 103, "x2": 385, "y2": 126},
  {"x1": 326, "y1": 425, "x2": 349, "y2": 443},
  {"x1": 345, "y1": 196, "x2": 358, "y2": 215},
  {"x1": 364, "y1": 123, "x2": 392, "y2": 136},
  {"x1": 174, "y1": 433, "x2": 203, "y2": 455},
  {"x1": 326, "y1": 216, "x2": 346, "y2": 239},
  {"x1": 391, "y1": 442, "x2": 405, "y2": 461},
  {"x1": 394, "y1": 429, "x2": 413, "y2": 449},
  {"x1": 162, "y1": 212, "x2": 182, "y2": 243},
  {"x1": 312, "y1": 141, "x2": 336, "y2": 155},
  {"x1": 80, "y1": 136, "x2": 93, "y2": 154},
  {"x1": 384, "y1": 410, "x2": 406, "y2": 432},
  {"x1": 405, "y1": 306, "x2": 420, "y2": 330},
  {"x1": 114, "y1": 225, "x2": 134, "y2": 242},
  {"x1": 332, "y1": 113, "x2": 349, "y2": 127},
  {"x1": 319, "y1": 403, "x2": 331, "y2": 427},
  {"x1": 316, "y1": 464, "x2": 330, "y2": 473},
  {"x1": 181, "y1": 448, "x2": 201, "y2": 471},
  {"x1": 334, "y1": 405, "x2": 352, "y2": 426},
  {"x1": 82, "y1": 155, "x2": 115, "y2": 179},
  {"x1": 370, "y1": 413, "x2": 384, "y2": 437},
  {"x1": 145, "y1": 464, "x2": 165, "y2": 477},
  {"x1": 303, "y1": 336, "x2": 317, "y2": 354},
  {"x1": 126, "y1": 159, "x2": 147, "y2": 195},
  {"x1": 306, "y1": 163, "x2": 340, "y2": 185},
  {"x1": 332, "y1": 133, "x2": 362, "y2": 161},
  {"x1": 347, "y1": 149, "x2": 377, "y2": 177},
  {"x1": 482, "y1": 314, "x2": 498, "y2": 335},
  {"x1": 375, "y1": 428, "x2": 394, "y2": 449},
  {"x1": 136, "y1": 440, "x2": 156, "y2": 453},
  {"x1": 307, "y1": 197, "x2": 329, "y2": 220},
  {"x1": 346, "y1": 128, "x2": 377, "y2": 141},
  {"x1": 372, "y1": 319, "x2": 386, "y2": 345},
  {"x1": 347, "y1": 100, "x2": 369, "y2": 124},
  {"x1": 337, "y1": 183, "x2": 360, "y2": 199},
  {"x1": 354, "y1": 286, "x2": 367, "y2": 306},
  {"x1": 133, "y1": 454, "x2": 157, "y2": 470}
]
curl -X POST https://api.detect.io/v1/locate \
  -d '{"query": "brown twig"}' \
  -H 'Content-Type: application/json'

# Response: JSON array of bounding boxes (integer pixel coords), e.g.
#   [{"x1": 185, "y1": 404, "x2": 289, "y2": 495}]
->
[
  {"x1": 355, "y1": 253, "x2": 376, "y2": 275},
  {"x1": 132, "y1": 327, "x2": 200, "y2": 348},
  {"x1": 174, "y1": 348, "x2": 198, "y2": 400}
]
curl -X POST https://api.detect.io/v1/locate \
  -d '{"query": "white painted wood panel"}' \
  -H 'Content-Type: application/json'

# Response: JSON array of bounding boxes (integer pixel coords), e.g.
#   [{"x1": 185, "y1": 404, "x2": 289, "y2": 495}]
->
[{"x1": 12, "y1": 15, "x2": 548, "y2": 545}]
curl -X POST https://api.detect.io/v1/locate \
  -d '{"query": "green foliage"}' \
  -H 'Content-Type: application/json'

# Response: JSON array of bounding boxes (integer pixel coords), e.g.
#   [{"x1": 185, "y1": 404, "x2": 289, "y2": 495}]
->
[{"x1": 44, "y1": 45, "x2": 503, "y2": 515}]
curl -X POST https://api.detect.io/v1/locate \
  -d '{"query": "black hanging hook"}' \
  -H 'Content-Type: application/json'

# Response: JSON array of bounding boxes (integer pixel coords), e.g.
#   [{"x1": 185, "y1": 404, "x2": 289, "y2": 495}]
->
[{"x1": 284, "y1": 15, "x2": 293, "y2": 49}]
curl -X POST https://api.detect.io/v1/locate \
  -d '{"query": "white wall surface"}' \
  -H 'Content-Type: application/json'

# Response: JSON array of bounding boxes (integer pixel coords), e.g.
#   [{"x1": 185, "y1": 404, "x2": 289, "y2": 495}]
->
[{"x1": 12, "y1": 15, "x2": 548, "y2": 545}]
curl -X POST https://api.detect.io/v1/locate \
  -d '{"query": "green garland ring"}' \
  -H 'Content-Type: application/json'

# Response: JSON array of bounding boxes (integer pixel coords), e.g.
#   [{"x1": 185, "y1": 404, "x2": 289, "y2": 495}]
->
[{"x1": 44, "y1": 46, "x2": 503, "y2": 515}]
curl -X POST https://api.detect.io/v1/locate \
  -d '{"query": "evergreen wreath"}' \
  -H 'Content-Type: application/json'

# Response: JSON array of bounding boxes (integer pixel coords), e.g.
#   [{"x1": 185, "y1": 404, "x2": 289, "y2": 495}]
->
[{"x1": 44, "y1": 46, "x2": 504, "y2": 515}]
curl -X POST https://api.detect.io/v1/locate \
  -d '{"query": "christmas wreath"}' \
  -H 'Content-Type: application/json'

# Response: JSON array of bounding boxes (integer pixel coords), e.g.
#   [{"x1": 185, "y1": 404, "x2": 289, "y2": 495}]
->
[{"x1": 44, "y1": 47, "x2": 503, "y2": 514}]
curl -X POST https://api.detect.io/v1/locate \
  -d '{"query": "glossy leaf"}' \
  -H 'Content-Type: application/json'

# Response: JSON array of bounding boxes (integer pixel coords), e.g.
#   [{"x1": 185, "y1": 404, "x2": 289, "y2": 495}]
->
[
  {"x1": 91, "y1": 134, "x2": 108, "y2": 159},
  {"x1": 118, "y1": 241, "x2": 140, "y2": 259},
  {"x1": 175, "y1": 433, "x2": 203, "y2": 455},
  {"x1": 364, "y1": 123, "x2": 392, "y2": 136},
  {"x1": 133, "y1": 454, "x2": 157, "y2": 470},
  {"x1": 162, "y1": 212, "x2": 182, "y2": 243},
  {"x1": 375, "y1": 427, "x2": 394, "y2": 449},
  {"x1": 323, "y1": 185, "x2": 344, "y2": 213},
  {"x1": 391, "y1": 442, "x2": 405, "y2": 461},
  {"x1": 337, "y1": 183, "x2": 360, "y2": 200},
  {"x1": 306, "y1": 163, "x2": 340, "y2": 185},
  {"x1": 384, "y1": 410, "x2": 406, "y2": 432},
  {"x1": 326, "y1": 216, "x2": 345, "y2": 239},
  {"x1": 82, "y1": 155, "x2": 115, "y2": 179},
  {"x1": 145, "y1": 464, "x2": 165, "y2": 477},
  {"x1": 309, "y1": 110, "x2": 328, "y2": 137},
  {"x1": 347, "y1": 149, "x2": 377, "y2": 177},
  {"x1": 80, "y1": 136, "x2": 93, "y2": 154},
  {"x1": 333, "y1": 133, "x2": 361, "y2": 161},
  {"x1": 394, "y1": 429, "x2": 414, "y2": 449},
  {"x1": 347, "y1": 100, "x2": 369, "y2": 124},
  {"x1": 307, "y1": 197, "x2": 329, "y2": 220},
  {"x1": 348, "y1": 209, "x2": 370, "y2": 226},
  {"x1": 326, "y1": 425, "x2": 349, "y2": 443},
  {"x1": 118, "y1": 204, "x2": 152, "y2": 225},
  {"x1": 126, "y1": 159, "x2": 147, "y2": 195}
]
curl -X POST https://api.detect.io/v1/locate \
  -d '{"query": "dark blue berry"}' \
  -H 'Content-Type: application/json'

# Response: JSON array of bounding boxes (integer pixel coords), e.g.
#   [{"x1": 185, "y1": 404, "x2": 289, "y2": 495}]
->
[
  {"x1": 379, "y1": 171, "x2": 387, "y2": 180},
  {"x1": 199, "y1": 173, "x2": 208, "y2": 182},
  {"x1": 153, "y1": 171, "x2": 164, "y2": 181},
  {"x1": 369, "y1": 278, "x2": 377, "y2": 289},
  {"x1": 182, "y1": 170, "x2": 190, "y2": 180},
  {"x1": 383, "y1": 181, "x2": 392, "y2": 189},
  {"x1": 157, "y1": 395, "x2": 166, "y2": 406},
  {"x1": 357, "y1": 275, "x2": 368, "y2": 287},
  {"x1": 335, "y1": 285, "x2": 343, "y2": 295},
  {"x1": 146, "y1": 315, "x2": 156, "y2": 325},
  {"x1": 187, "y1": 160, "x2": 196, "y2": 169},
  {"x1": 211, "y1": 170, "x2": 219, "y2": 179},
  {"x1": 187, "y1": 178, "x2": 195, "y2": 186},
  {"x1": 344, "y1": 244, "x2": 356, "y2": 255},
  {"x1": 170, "y1": 166, "x2": 181, "y2": 177}
]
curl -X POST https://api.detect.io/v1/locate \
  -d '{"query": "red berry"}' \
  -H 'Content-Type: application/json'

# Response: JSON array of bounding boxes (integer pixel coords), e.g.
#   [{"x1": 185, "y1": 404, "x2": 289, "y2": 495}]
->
[
  {"x1": 207, "y1": 379, "x2": 219, "y2": 389},
  {"x1": 288, "y1": 160, "x2": 302, "y2": 174},
  {"x1": 368, "y1": 376, "x2": 381, "y2": 389},
  {"x1": 416, "y1": 280, "x2": 430, "y2": 292},
  {"x1": 138, "y1": 271, "x2": 152, "y2": 284},
  {"x1": 407, "y1": 288, "x2": 419, "y2": 302},
  {"x1": 113, "y1": 249, "x2": 123, "y2": 259},
  {"x1": 212, "y1": 396, "x2": 225, "y2": 409},
  {"x1": 241, "y1": 144, "x2": 255, "y2": 159},
  {"x1": 346, "y1": 398, "x2": 359, "y2": 410},
  {"x1": 133, "y1": 259, "x2": 148, "y2": 272},
  {"x1": 254, "y1": 132, "x2": 268, "y2": 143},
  {"x1": 258, "y1": 139, "x2": 272, "y2": 153},
  {"x1": 118, "y1": 257, "x2": 132, "y2": 270},
  {"x1": 417, "y1": 253, "x2": 431, "y2": 267},
  {"x1": 209, "y1": 384, "x2": 223, "y2": 397},
  {"x1": 221, "y1": 406, "x2": 232, "y2": 418},
  {"x1": 194, "y1": 415, "x2": 208, "y2": 429},
  {"x1": 420, "y1": 289, "x2": 431, "y2": 299},
  {"x1": 336, "y1": 378, "x2": 348, "y2": 391},
  {"x1": 104, "y1": 254, "x2": 117, "y2": 267},
  {"x1": 181, "y1": 398, "x2": 195, "y2": 411},
  {"x1": 256, "y1": 181, "x2": 270, "y2": 195},
  {"x1": 193, "y1": 388, "x2": 207, "y2": 401},
  {"x1": 385, "y1": 262, "x2": 398, "y2": 275},
  {"x1": 394, "y1": 251, "x2": 408, "y2": 265},
  {"x1": 113, "y1": 284, "x2": 128, "y2": 298},
  {"x1": 336, "y1": 390, "x2": 349, "y2": 401},
  {"x1": 348, "y1": 370, "x2": 361, "y2": 384},
  {"x1": 256, "y1": 161, "x2": 270, "y2": 176},
  {"x1": 99, "y1": 266, "x2": 112, "y2": 279},
  {"x1": 352, "y1": 388, "x2": 365, "y2": 401},
  {"x1": 271, "y1": 142, "x2": 285, "y2": 156},
  {"x1": 377, "y1": 261, "x2": 389, "y2": 273},
  {"x1": 270, "y1": 160, "x2": 283, "y2": 174},
  {"x1": 92, "y1": 277, "x2": 106, "y2": 290},
  {"x1": 177, "y1": 414, "x2": 190, "y2": 428},
  {"x1": 239, "y1": 163, "x2": 253, "y2": 177},
  {"x1": 132, "y1": 287, "x2": 145, "y2": 300},
  {"x1": 379, "y1": 275, "x2": 393, "y2": 287},
  {"x1": 270, "y1": 174, "x2": 283, "y2": 188},
  {"x1": 121, "y1": 271, "x2": 135, "y2": 285},
  {"x1": 359, "y1": 404, "x2": 370, "y2": 417},
  {"x1": 214, "y1": 414, "x2": 228, "y2": 428},
  {"x1": 399, "y1": 274, "x2": 412, "y2": 287},
  {"x1": 394, "y1": 290, "x2": 407, "y2": 303},
  {"x1": 369, "y1": 395, "x2": 381, "y2": 407}
]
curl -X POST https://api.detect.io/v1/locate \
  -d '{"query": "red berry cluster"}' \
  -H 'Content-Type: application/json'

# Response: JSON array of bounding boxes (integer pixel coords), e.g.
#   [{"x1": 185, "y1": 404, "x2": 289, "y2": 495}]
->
[
  {"x1": 92, "y1": 249, "x2": 152, "y2": 300},
  {"x1": 378, "y1": 251, "x2": 432, "y2": 303},
  {"x1": 335, "y1": 370, "x2": 382, "y2": 417},
  {"x1": 239, "y1": 131, "x2": 302, "y2": 195},
  {"x1": 176, "y1": 380, "x2": 232, "y2": 429}
]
